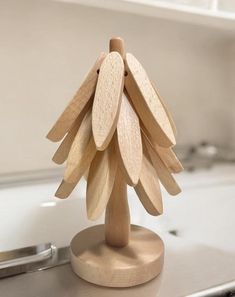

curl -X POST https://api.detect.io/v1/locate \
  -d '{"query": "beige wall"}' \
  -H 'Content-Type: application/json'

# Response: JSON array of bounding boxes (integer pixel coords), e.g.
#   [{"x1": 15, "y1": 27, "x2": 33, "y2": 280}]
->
[{"x1": 0, "y1": 0, "x2": 234, "y2": 174}]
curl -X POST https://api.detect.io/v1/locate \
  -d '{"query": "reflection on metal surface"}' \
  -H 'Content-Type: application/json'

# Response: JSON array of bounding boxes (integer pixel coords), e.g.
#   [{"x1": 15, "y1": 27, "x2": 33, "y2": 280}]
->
[
  {"x1": 187, "y1": 280, "x2": 235, "y2": 297},
  {"x1": 0, "y1": 243, "x2": 69, "y2": 278}
]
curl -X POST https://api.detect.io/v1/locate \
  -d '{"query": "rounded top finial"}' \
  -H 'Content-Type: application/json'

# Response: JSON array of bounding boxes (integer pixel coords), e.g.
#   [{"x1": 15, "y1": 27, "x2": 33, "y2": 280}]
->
[{"x1": 109, "y1": 37, "x2": 125, "y2": 58}]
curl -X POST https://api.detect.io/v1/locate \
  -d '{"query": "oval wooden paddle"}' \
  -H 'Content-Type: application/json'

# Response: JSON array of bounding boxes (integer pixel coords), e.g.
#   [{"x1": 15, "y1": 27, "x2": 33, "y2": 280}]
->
[
  {"x1": 135, "y1": 155, "x2": 163, "y2": 216},
  {"x1": 117, "y1": 92, "x2": 142, "y2": 186},
  {"x1": 142, "y1": 133, "x2": 181, "y2": 196},
  {"x1": 64, "y1": 109, "x2": 96, "y2": 184},
  {"x1": 141, "y1": 126, "x2": 183, "y2": 174},
  {"x1": 152, "y1": 82, "x2": 177, "y2": 137},
  {"x1": 47, "y1": 52, "x2": 106, "y2": 142},
  {"x1": 92, "y1": 52, "x2": 124, "y2": 151},
  {"x1": 52, "y1": 103, "x2": 91, "y2": 165},
  {"x1": 125, "y1": 53, "x2": 175, "y2": 148},
  {"x1": 86, "y1": 141, "x2": 117, "y2": 221}
]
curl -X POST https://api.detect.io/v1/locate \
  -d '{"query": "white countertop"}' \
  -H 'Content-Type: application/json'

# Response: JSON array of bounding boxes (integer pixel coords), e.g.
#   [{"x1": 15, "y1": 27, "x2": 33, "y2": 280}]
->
[
  {"x1": 0, "y1": 233, "x2": 234, "y2": 297},
  {"x1": 0, "y1": 164, "x2": 235, "y2": 296}
]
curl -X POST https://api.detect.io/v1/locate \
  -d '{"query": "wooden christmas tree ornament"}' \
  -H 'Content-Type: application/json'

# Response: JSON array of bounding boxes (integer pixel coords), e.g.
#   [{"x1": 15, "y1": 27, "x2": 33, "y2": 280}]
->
[{"x1": 47, "y1": 37, "x2": 183, "y2": 287}]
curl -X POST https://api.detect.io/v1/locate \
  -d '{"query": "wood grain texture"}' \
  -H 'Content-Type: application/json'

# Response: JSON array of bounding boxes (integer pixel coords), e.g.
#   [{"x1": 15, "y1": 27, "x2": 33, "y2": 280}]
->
[
  {"x1": 143, "y1": 133, "x2": 181, "y2": 196},
  {"x1": 152, "y1": 82, "x2": 177, "y2": 137},
  {"x1": 117, "y1": 92, "x2": 142, "y2": 186},
  {"x1": 47, "y1": 52, "x2": 106, "y2": 142},
  {"x1": 55, "y1": 179, "x2": 77, "y2": 199},
  {"x1": 154, "y1": 145, "x2": 183, "y2": 173},
  {"x1": 109, "y1": 37, "x2": 125, "y2": 59},
  {"x1": 142, "y1": 126, "x2": 183, "y2": 173},
  {"x1": 52, "y1": 104, "x2": 90, "y2": 165},
  {"x1": 86, "y1": 142, "x2": 117, "y2": 221},
  {"x1": 92, "y1": 52, "x2": 124, "y2": 151},
  {"x1": 125, "y1": 53, "x2": 175, "y2": 148},
  {"x1": 135, "y1": 155, "x2": 163, "y2": 216},
  {"x1": 105, "y1": 169, "x2": 130, "y2": 247},
  {"x1": 64, "y1": 110, "x2": 96, "y2": 184},
  {"x1": 70, "y1": 225, "x2": 164, "y2": 287}
]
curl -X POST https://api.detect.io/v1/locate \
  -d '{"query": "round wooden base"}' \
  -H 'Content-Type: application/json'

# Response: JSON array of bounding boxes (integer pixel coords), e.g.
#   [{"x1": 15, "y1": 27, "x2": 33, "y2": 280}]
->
[{"x1": 70, "y1": 224, "x2": 164, "y2": 287}]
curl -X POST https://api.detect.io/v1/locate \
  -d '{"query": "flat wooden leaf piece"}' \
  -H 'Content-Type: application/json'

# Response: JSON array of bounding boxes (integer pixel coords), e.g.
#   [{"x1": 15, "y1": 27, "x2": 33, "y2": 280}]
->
[
  {"x1": 92, "y1": 52, "x2": 124, "y2": 150},
  {"x1": 55, "y1": 180, "x2": 76, "y2": 199},
  {"x1": 117, "y1": 92, "x2": 142, "y2": 185},
  {"x1": 135, "y1": 155, "x2": 163, "y2": 216},
  {"x1": 143, "y1": 133, "x2": 181, "y2": 196},
  {"x1": 86, "y1": 142, "x2": 117, "y2": 221},
  {"x1": 52, "y1": 105, "x2": 90, "y2": 164},
  {"x1": 47, "y1": 52, "x2": 106, "y2": 142},
  {"x1": 125, "y1": 53, "x2": 175, "y2": 148},
  {"x1": 142, "y1": 126, "x2": 183, "y2": 173},
  {"x1": 64, "y1": 110, "x2": 96, "y2": 184},
  {"x1": 154, "y1": 145, "x2": 183, "y2": 173},
  {"x1": 152, "y1": 82, "x2": 177, "y2": 137}
]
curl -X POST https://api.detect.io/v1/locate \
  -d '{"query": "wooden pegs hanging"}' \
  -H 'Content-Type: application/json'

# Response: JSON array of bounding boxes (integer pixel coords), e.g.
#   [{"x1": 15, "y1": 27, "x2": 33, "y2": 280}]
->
[
  {"x1": 151, "y1": 82, "x2": 177, "y2": 137},
  {"x1": 142, "y1": 126, "x2": 183, "y2": 173},
  {"x1": 64, "y1": 109, "x2": 96, "y2": 184},
  {"x1": 125, "y1": 53, "x2": 176, "y2": 148},
  {"x1": 143, "y1": 133, "x2": 181, "y2": 196},
  {"x1": 86, "y1": 141, "x2": 117, "y2": 221},
  {"x1": 135, "y1": 155, "x2": 163, "y2": 216},
  {"x1": 52, "y1": 102, "x2": 91, "y2": 165},
  {"x1": 92, "y1": 52, "x2": 124, "y2": 151},
  {"x1": 116, "y1": 91, "x2": 142, "y2": 186},
  {"x1": 47, "y1": 53, "x2": 106, "y2": 142}
]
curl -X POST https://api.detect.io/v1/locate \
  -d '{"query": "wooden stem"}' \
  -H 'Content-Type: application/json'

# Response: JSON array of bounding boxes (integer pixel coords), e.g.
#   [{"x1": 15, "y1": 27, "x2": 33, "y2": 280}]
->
[
  {"x1": 109, "y1": 37, "x2": 125, "y2": 59},
  {"x1": 105, "y1": 169, "x2": 130, "y2": 247},
  {"x1": 104, "y1": 38, "x2": 129, "y2": 248}
]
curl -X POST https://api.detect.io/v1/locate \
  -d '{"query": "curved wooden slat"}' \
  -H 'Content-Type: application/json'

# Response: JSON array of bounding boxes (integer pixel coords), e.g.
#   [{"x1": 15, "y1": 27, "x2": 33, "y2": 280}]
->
[
  {"x1": 92, "y1": 52, "x2": 124, "y2": 151},
  {"x1": 64, "y1": 110, "x2": 96, "y2": 184},
  {"x1": 142, "y1": 133, "x2": 181, "y2": 196},
  {"x1": 55, "y1": 179, "x2": 76, "y2": 199},
  {"x1": 117, "y1": 92, "x2": 142, "y2": 186},
  {"x1": 52, "y1": 104, "x2": 90, "y2": 165},
  {"x1": 47, "y1": 52, "x2": 106, "y2": 142},
  {"x1": 86, "y1": 142, "x2": 117, "y2": 221},
  {"x1": 152, "y1": 82, "x2": 177, "y2": 137},
  {"x1": 154, "y1": 145, "x2": 183, "y2": 174},
  {"x1": 141, "y1": 126, "x2": 183, "y2": 173},
  {"x1": 135, "y1": 155, "x2": 163, "y2": 216},
  {"x1": 125, "y1": 53, "x2": 175, "y2": 148}
]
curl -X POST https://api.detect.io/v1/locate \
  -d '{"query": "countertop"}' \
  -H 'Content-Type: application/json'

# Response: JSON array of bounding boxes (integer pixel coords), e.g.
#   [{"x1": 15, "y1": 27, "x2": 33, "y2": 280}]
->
[{"x1": 0, "y1": 233, "x2": 235, "y2": 297}]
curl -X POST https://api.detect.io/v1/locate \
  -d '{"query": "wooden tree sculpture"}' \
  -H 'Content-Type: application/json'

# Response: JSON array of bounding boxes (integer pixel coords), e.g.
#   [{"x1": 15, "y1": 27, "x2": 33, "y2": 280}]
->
[{"x1": 47, "y1": 37, "x2": 183, "y2": 287}]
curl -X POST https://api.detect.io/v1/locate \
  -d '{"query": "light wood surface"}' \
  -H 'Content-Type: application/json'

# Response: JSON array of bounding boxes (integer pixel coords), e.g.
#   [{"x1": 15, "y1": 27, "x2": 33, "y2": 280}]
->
[
  {"x1": 152, "y1": 82, "x2": 177, "y2": 137},
  {"x1": 125, "y1": 53, "x2": 175, "y2": 148},
  {"x1": 105, "y1": 169, "x2": 130, "y2": 247},
  {"x1": 47, "y1": 52, "x2": 106, "y2": 142},
  {"x1": 55, "y1": 179, "x2": 77, "y2": 199},
  {"x1": 135, "y1": 155, "x2": 163, "y2": 216},
  {"x1": 116, "y1": 92, "x2": 142, "y2": 186},
  {"x1": 86, "y1": 141, "x2": 117, "y2": 221},
  {"x1": 52, "y1": 105, "x2": 90, "y2": 165},
  {"x1": 154, "y1": 145, "x2": 183, "y2": 173},
  {"x1": 46, "y1": 38, "x2": 182, "y2": 288},
  {"x1": 64, "y1": 110, "x2": 96, "y2": 184},
  {"x1": 143, "y1": 134, "x2": 181, "y2": 196},
  {"x1": 70, "y1": 225, "x2": 164, "y2": 287},
  {"x1": 142, "y1": 126, "x2": 183, "y2": 173},
  {"x1": 109, "y1": 37, "x2": 125, "y2": 59},
  {"x1": 92, "y1": 52, "x2": 124, "y2": 150}
]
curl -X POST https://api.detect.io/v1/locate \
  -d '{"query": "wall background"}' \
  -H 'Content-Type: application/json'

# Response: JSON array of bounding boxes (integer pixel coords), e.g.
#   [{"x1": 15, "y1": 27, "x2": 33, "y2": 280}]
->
[{"x1": 0, "y1": 0, "x2": 234, "y2": 175}]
